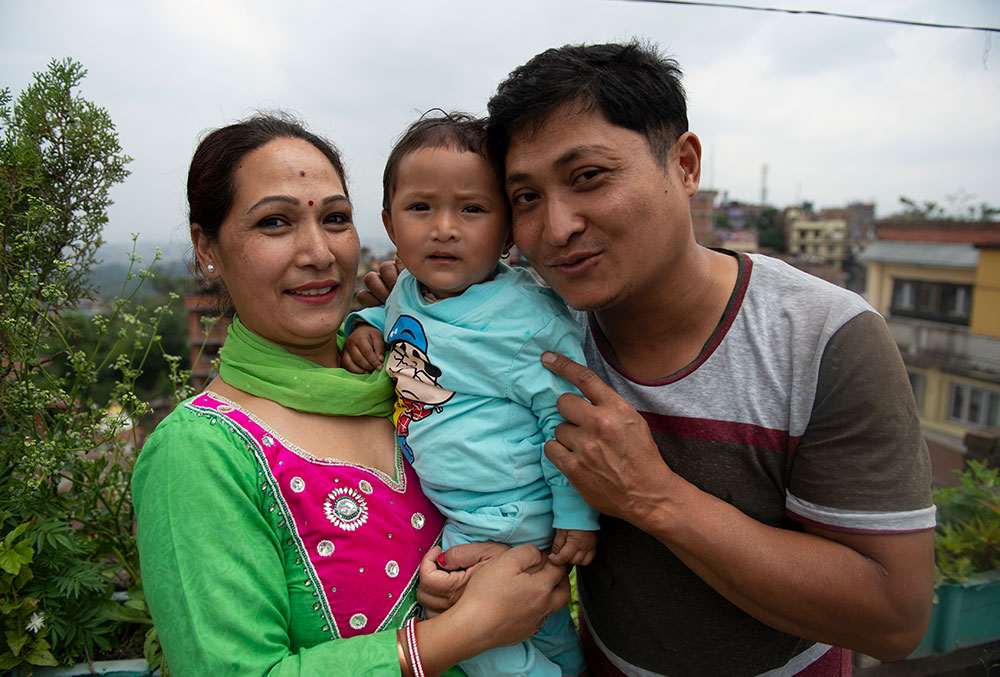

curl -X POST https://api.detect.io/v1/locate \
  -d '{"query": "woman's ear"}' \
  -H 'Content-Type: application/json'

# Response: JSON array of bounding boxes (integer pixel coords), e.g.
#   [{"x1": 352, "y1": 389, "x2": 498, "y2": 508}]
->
[
  {"x1": 191, "y1": 223, "x2": 219, "y2": 275},
  {"x1": 381, "y1": 209, "x2": 398, "y2": 245}
]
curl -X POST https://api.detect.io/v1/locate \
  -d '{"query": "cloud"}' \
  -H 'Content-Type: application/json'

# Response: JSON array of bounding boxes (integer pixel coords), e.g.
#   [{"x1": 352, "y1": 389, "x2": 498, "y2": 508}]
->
[{"x1": 2, "y1": 0, "x2": 998, "y2": 258}]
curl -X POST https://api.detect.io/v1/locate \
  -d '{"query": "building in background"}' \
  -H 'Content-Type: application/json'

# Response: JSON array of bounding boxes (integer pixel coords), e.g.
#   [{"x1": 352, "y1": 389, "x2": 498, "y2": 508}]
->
[
  {"x1": 860, "y1": 221, "x2": 1000, "y2": 476},
  {"x1": 788, "y1": 213, "x2": 848, "y2": 268},
  {"x1": 691, "y1": 189, "x2": 718, "y2": 245},
  {"x1": 184, "y1": 291, "x2": 231, "y2": 392}
]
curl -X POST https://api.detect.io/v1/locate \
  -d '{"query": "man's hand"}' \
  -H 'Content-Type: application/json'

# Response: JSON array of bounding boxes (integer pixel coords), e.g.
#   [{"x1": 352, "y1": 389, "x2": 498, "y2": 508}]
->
[
  {"x1": 356, "y1": 258, "x2": 404, "y2": 308},
  {"x1": 341, "y1": 324, "x2": 385, "y2": 374},
  {"x1": 541, "y1": 351, "x2": 675, "y2": 529}
]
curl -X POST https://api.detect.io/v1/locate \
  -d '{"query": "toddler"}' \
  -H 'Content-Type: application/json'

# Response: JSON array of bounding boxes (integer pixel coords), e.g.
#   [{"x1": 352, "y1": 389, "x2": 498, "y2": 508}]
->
[{"x1": 343, "y1": 112, "x2": 597, "y2": 677}]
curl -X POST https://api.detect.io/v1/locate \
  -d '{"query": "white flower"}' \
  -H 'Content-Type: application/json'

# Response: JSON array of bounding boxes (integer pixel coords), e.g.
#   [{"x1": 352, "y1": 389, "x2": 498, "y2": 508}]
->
[{"x1": 26, "y1": 612, "x2": 45, "y2": 633}]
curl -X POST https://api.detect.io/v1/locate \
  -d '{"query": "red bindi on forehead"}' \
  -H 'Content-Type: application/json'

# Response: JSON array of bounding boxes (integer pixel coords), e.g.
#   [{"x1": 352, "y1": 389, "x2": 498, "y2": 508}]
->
[{"x1": 308, "y1": 200, "x2": 314, "y2": 206}]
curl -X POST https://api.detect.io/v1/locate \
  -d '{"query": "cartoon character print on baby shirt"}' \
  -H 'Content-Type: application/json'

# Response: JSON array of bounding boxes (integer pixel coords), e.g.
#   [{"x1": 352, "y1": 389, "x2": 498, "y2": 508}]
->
[{"x1": 385, "y1": 316, "x2": 454, "y2": 463}]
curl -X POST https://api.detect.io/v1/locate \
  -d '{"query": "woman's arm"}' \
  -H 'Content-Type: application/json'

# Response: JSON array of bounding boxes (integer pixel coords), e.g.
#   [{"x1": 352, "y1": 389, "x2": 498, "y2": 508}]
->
[
  {"x1": 134, "y1": 406, "x2": 567, "y2": 675},
  {"x1": 416, "y1": 545, "x2": 570, "y2": 674},
  {"x1": 133, "y1": 408, "x2": 408, "y2": 675}
]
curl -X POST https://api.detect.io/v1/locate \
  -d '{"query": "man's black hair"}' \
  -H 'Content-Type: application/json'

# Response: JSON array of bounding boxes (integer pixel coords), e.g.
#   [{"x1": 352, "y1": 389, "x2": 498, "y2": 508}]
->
[{"x1": 487, "y1": 41, "x2": 687, "y2": 167}]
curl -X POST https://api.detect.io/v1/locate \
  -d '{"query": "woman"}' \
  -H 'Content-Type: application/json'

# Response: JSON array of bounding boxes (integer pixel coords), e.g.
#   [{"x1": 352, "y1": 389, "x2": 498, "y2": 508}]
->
[{"x1": 132, "y1": 115, "x2": 568, "y2": 675}]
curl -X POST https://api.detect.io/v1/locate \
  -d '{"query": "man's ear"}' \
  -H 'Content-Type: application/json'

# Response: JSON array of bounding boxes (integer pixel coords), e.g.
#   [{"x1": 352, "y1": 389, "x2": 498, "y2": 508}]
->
[
  {"x1": 675, "y1": 131, "x2": 702, "y2": 197},
  {"x1": 191, "y1": 223, "x2": 219, "y2": 275},
  {"x1": 381, "y1": 209, "x2": 398, "y2": 245}
]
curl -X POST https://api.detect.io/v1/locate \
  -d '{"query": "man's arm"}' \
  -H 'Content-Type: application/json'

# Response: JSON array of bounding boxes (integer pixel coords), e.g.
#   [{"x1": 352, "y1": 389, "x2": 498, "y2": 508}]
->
[
  {"x1": 540, "y1": 351, "x2": 934, "y2": 661},
  {"x1": 357, "y1": 258, "x2": 404, "y2": 308}
]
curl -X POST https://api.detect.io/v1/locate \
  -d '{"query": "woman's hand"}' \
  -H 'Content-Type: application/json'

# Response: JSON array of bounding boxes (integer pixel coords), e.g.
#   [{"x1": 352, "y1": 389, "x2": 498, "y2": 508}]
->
[
  {"x1": 417, "y1": 544, "x2": 571, "y2": 674},
  {"x1": 416, "y1": 542, "x2": 509, "y2": 614},
  {"x1": 456, "y1": 544, "x2": 569, "y2": 647}
]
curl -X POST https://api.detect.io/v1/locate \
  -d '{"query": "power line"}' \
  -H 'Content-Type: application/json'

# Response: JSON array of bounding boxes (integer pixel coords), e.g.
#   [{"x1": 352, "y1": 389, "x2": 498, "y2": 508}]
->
[{"x1": 621, "y1": 0, "x2": 1000, "y2": 33}]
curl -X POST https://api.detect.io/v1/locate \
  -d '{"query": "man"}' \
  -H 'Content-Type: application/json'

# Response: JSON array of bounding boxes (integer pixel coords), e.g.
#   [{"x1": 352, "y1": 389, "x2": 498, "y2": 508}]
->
[
  {"x1": 485, "y1": 41, "x2": 935, "y2": 676},
  {"x1": 368, "y1": 41, "x2": 935, "y2": 677}
]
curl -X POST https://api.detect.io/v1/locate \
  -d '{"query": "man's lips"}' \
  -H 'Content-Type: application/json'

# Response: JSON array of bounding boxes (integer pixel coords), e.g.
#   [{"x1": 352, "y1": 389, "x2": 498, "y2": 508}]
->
[{"x1": 548, "y1": 250, "x2": 599, "y2": 271}]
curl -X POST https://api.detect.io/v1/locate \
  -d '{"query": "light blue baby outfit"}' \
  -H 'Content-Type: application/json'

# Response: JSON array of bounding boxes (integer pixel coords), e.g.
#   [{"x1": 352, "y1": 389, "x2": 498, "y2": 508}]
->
[{"x1": 348, "y1": 263, "x2": 598, "y2": 677}]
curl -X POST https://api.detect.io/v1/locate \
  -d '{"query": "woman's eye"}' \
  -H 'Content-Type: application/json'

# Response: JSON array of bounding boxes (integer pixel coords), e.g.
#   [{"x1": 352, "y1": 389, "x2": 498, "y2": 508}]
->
[
  {"x1": 325, "y1": 212, "x2": 352, "y2": 226},
  {"x1": 257, "y1": 216, "x2": 289, "y2": 229}
]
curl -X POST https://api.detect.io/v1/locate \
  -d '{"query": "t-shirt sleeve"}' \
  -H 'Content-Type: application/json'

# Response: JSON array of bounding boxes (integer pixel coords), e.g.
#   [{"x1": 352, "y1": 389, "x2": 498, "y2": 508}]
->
[
  {"x1": 785, "y1": 311, "x2": 936, "y2": 533},
  {"x1": 345, "y1": 304, "x2": 388, "y2": 337},
  {"x1": 131, "y1": 407, "x2": 403, "y2": 675},
  {"x1": 508, "y1": 311, "x2": 599, "y2": 532}
]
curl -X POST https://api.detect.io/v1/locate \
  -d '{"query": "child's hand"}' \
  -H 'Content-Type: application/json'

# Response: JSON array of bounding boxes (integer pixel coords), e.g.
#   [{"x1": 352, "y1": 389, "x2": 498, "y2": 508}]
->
[
  {"x1": 342, "y1": 324, "x2": 385, "y2": 374},
  {"x1": 549, "y1": 528, "x2": 597, "y2": 566}
]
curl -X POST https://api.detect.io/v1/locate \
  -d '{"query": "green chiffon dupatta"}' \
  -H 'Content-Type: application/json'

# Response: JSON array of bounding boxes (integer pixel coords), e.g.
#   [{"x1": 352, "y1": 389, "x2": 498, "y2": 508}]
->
[{"x1": 218, "y1": 316, "x2": 395, "y2": 417}]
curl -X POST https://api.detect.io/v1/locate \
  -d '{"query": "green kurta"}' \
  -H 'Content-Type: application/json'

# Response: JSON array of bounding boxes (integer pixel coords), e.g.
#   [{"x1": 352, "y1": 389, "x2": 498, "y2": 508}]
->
[{"x1": 133, "y1": 394, "x2": 457, "y2": 675}]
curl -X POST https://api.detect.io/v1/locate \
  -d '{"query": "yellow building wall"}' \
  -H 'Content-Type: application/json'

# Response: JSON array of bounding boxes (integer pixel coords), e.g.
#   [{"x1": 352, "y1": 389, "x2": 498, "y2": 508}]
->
[
  {"x1": 909, "y1": 365, "x2": 999, "y2": 441},
  {"x1": 971, "y1": 249, "x2": 1000, "y2": 337}
]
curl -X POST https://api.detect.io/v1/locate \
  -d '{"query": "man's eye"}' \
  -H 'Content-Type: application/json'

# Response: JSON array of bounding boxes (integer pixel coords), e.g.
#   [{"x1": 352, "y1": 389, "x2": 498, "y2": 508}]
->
[
  {"x1": 512, "y1": 191, "x2": 539, "y2": 206},
  {"x1": 573, "y1": 168, "x2": 604, "y2": 185}
]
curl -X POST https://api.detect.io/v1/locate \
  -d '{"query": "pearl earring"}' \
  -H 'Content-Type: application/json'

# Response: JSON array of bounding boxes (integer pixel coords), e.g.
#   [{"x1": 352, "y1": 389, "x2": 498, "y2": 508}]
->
[{"x1": 206, "y1": 264, "x2": 215, "y2": 273}]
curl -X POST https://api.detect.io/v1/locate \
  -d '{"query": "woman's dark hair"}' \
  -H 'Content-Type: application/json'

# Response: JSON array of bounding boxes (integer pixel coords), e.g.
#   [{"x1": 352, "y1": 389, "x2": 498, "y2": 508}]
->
[
  {"x1": 187, "y1": 113, "x2": 349, "y2": 243},
  {"x1": 487, "y1": 40, "x2": 687, "y2": 168},
  {"x1": 381, "y1": 110, "x2": 497, "y2": 212}
]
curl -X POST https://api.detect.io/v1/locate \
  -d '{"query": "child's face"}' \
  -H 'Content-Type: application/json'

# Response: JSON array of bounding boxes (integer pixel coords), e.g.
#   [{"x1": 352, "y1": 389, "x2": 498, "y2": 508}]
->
[{"x1": 383, "y1": 146, "x2": 510, "y2": 299}]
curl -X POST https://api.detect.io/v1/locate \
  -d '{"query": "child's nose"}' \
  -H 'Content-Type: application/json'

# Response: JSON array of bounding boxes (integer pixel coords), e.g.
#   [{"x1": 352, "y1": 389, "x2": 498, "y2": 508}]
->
[{"x1": 432, "y1": 213, "x2": 459, "y2": 240}]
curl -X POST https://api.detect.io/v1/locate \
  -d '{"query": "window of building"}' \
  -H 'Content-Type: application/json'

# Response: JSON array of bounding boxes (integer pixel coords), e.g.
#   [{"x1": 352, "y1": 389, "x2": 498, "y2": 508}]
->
[
  {"x1": 890, "y1": 279, "x2": 973, "y2": 325},
  {"x1": 908, "y1": 371, "x2": 925, "y2": 413},
  {"x1": 943, "y1": 286, "x2": 970, "y2": 318},
  {"x1": 892, "y1": 280, "x2": 916, "y2": 311},
  {"x1": 948, "y1": 382, "x2": 1000, "y2": 428}
]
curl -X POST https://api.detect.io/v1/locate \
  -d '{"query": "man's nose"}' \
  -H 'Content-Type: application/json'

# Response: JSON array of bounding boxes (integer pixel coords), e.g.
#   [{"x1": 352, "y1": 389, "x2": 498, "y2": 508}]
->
[{"x1": 542, "y1": 196, "x2": 585, "y2": 246}]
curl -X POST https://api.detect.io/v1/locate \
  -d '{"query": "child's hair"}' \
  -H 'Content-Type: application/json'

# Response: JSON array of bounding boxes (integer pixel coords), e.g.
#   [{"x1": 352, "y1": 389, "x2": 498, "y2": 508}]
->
[{"x1": 381, "y1": 110, "x2": 501, "y2": 212}]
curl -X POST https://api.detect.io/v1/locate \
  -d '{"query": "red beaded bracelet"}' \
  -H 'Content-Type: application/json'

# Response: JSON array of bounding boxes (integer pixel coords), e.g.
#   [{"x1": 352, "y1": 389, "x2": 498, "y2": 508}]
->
[{"x1": 405, "y1": 617, "x2": 426, "y2": 677}]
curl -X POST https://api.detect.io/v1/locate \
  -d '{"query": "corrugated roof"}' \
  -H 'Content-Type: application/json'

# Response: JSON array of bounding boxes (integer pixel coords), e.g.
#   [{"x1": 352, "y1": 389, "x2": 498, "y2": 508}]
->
[{"x1": 858, "y1": 241, "x2": 979, "y2": 268}]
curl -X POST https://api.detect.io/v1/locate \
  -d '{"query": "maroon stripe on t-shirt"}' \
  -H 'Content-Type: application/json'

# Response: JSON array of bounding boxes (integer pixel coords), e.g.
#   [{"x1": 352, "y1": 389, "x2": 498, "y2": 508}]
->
[{"x1": 639, "y1": 411, "x2": 800, "y2": 455}]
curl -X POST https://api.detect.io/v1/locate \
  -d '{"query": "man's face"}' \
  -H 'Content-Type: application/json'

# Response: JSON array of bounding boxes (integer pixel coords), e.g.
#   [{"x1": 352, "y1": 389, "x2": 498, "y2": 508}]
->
[{"x1": 504, "y1": 104, "x2": 700, "y2": 314}]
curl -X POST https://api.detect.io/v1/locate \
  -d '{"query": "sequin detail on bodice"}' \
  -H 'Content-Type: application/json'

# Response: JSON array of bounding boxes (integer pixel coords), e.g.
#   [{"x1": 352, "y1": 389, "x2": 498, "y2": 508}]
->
[{"x1": 189, "y1": 392, "x2": 444, "y2": 639}]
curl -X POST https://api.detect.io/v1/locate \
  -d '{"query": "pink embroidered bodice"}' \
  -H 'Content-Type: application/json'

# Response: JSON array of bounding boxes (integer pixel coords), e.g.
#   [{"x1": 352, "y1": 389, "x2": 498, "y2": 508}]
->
[{"x1": 191, "y1": 392, "x2": 444, "y2": 639}]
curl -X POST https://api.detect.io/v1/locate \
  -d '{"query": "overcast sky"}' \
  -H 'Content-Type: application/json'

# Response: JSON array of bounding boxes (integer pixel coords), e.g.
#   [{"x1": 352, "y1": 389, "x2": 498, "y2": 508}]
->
[{"x1": 2, "y1": 0, "x2": 998, "y2": 261}]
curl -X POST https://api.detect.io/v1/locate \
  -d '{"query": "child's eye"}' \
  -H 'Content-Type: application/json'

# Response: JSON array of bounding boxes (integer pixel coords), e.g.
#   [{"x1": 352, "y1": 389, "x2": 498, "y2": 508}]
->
[
  {"x1": 462, "y1": 205, "x2": 485, "y2": 214},
  {"x1": 408, "y1": 203, "x2": 430, "y2": 212}
]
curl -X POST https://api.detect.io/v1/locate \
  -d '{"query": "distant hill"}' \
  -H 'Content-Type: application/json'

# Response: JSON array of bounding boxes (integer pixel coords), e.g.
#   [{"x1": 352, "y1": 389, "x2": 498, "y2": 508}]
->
[{"x1": 88, "y1": 241, "x2": 193, "y2": 300}]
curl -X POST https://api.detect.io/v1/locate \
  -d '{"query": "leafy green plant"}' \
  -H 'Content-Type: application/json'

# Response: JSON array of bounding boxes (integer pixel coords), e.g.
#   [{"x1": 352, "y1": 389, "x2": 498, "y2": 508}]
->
[
  {"x1": 1, "y1": 58, "x2": 186, "y2": 674},
  {"x1": 933, "y1": 460, "x2": 1000, "y2": 585},
  {"x1": 0, "y1": 518, "x2": 58, "y2": 670}
]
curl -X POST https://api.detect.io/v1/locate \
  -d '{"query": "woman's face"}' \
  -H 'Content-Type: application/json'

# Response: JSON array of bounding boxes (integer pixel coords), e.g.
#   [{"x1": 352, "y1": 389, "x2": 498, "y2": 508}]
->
[{"x1": 194, "y1": 137, "x2": 360, "y2": 366}]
